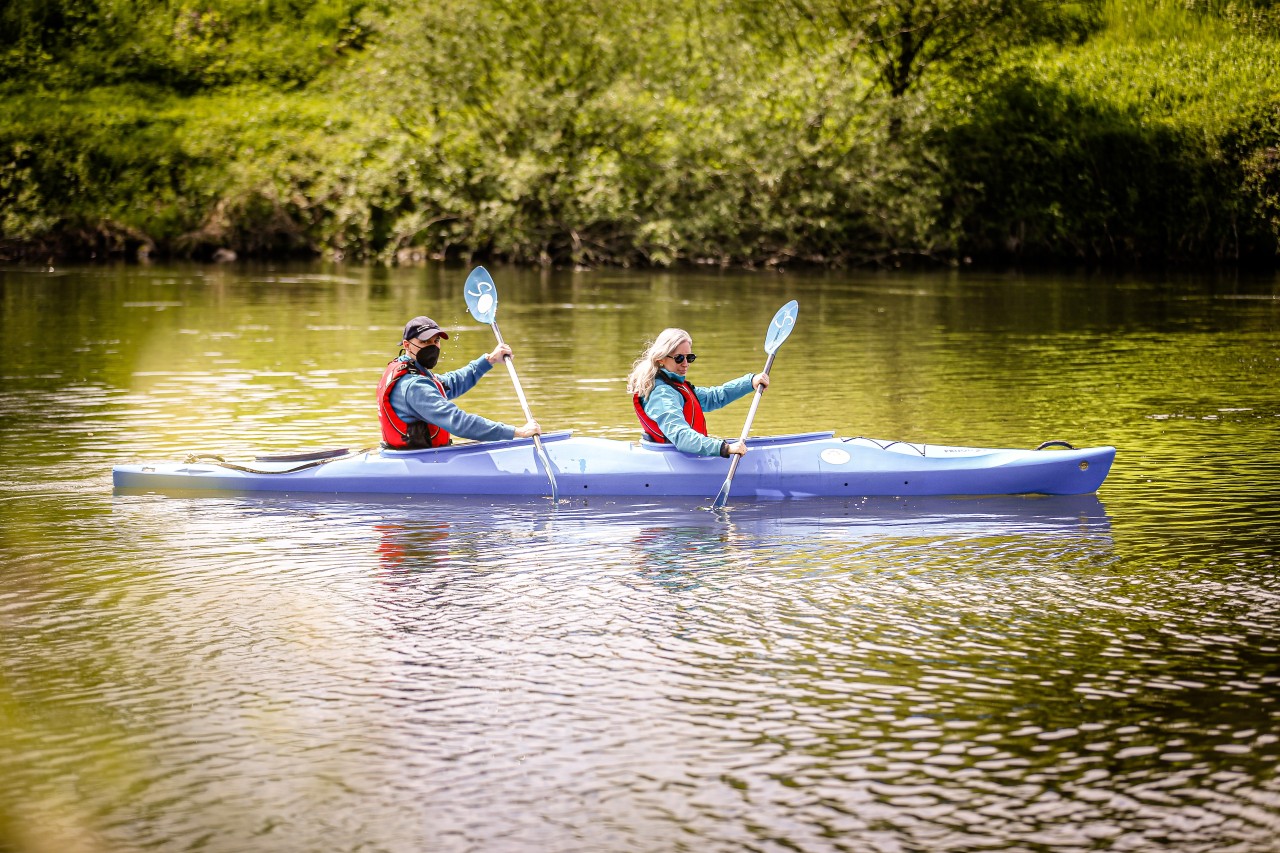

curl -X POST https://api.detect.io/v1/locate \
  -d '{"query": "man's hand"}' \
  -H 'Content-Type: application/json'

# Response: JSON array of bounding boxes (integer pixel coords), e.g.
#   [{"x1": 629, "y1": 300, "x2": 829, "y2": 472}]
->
[
  {"x1": 486, "y1": 343, "x2": 513, "y2": 365},
  {"x1": 514, "y1": 419, "x2": 541, "y2": 438}
]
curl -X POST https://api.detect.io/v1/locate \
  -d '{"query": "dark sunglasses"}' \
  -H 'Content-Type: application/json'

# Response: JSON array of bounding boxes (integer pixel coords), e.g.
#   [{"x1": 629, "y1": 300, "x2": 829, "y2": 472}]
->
[{"x1": 669, "y1": 353, "x2": 697, "y2": 364}]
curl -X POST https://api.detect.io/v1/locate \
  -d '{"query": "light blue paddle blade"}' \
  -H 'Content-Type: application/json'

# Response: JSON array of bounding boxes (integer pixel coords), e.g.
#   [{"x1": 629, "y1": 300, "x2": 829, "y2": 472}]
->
[
  {"x1": 463, "y1": 266, "x2": 498, "y2": 324},
  {"x1": 764, "y1": 300, "x2": 799, "y2": 355}
]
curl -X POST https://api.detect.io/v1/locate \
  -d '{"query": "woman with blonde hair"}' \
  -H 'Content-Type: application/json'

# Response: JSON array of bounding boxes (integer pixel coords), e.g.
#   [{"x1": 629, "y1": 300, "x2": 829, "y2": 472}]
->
[{"x1": 626, "y1": 327, "x2": 769, "y2": 458}]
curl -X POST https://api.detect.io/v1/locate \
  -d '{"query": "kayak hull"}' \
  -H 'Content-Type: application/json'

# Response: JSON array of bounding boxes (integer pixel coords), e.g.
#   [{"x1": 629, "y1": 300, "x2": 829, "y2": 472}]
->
[{"x1": 112, "y1": 431, "x2": 1116, "y2": 498}]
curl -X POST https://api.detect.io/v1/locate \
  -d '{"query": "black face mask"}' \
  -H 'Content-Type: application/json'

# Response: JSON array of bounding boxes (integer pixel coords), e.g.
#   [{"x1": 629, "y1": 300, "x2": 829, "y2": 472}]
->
[{"x1": 414, "y1": 345, "x2": 440, "y2": 371}]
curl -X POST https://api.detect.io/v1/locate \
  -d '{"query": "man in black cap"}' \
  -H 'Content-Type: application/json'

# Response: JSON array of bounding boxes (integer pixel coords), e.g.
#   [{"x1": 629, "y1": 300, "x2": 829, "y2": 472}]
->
[{"x1": 375, "y1": 315, "x2": 540, "y2": 449}]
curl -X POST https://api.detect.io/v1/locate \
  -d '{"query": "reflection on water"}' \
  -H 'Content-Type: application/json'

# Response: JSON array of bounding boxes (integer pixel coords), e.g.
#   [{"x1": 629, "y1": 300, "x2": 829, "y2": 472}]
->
[{"x1": 2, "y1": 264, "x2": 1279, "y2": 851}]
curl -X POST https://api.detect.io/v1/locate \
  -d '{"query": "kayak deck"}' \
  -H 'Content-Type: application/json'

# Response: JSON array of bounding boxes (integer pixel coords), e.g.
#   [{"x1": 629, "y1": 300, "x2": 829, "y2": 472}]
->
[{"x1": 112, "y1": 431, "x2": 1116, "y2": 498}]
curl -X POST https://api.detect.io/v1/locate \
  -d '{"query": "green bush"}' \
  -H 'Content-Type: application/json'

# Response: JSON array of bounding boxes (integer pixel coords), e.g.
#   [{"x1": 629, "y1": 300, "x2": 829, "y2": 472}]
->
[
  {"x1": 0, "y1": 0, "x2": 372, "y2": 90},
  {"x1": 338, "y1": 0, "x2": 946, "y2": 266},
  {"x1": 936, "y1": 70, "x2": 1237, "y2": 262},
  {"x1": 1222, "y1": 96, "x2": 1280, "y2": 247},
  {"x1": 932, "y1": 22, "x2": 1280, "y2": 265}
]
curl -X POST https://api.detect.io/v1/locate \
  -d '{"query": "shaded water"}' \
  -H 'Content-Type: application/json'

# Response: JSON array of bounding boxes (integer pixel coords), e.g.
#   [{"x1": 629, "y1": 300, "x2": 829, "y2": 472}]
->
[{"x1": 1, "y1": 264, "x2": 1278, "y2": 852}]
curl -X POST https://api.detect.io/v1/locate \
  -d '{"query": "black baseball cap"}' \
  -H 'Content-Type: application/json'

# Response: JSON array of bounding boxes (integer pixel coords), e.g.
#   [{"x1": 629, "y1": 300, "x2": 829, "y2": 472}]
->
[{"x1": 401, "y1": 316, "x2": 450, "y2": 343}]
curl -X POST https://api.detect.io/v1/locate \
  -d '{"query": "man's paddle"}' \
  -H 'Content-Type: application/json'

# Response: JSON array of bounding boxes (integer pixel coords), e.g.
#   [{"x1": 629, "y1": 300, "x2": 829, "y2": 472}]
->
[
  {"x1": 463, "y1": 266, "x2": 560, "y2": 502},
  {"x1": 710, "y1": 300, "x2": 799, "y2": 510}
]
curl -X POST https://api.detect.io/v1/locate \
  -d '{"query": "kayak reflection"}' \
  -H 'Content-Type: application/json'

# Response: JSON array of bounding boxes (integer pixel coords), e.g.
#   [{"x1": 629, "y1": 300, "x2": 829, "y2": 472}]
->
[
  {"x1": 622, "y1": 494, "x2": 1112, "y2": 590},
  {"x1": 204, "y1": 492, "x2": 1113, "y2": 584}
]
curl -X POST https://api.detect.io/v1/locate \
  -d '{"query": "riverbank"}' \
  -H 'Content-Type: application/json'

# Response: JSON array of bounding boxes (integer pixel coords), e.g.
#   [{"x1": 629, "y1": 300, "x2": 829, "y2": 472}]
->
[{"x1": 2, "y1": 0, "x2": 1278, "y2": 269}]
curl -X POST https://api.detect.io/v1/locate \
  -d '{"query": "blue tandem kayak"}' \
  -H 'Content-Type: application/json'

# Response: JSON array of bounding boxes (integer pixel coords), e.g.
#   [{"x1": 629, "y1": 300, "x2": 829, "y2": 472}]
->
[{"x1": 112, "y1": 431, "x2": 1115, "y2": 498}]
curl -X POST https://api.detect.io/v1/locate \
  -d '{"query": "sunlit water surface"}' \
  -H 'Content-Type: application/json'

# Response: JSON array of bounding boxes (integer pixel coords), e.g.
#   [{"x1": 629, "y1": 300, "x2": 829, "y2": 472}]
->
[{"x1": 1, "y1": 264, "x2": 1278, "y2": 852}]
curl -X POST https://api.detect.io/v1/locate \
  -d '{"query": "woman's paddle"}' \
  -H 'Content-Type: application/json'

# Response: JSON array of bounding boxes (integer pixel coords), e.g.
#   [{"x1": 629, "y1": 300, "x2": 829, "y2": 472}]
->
[
  {"x1": 463, "y1": 266, "x2": 560, "y2": 502},
  {"x1": 711, "y1": 300, "x2": 799, "y2": 510}
]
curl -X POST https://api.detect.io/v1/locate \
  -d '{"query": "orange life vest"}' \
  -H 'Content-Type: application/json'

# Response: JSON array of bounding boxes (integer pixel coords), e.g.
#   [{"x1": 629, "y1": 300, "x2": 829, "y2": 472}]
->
[
  {"x1": 377, "y1": 358, "x2": 452, "y2": 449},
  {"x1": 633, "y1": 374, "x2": 707, "y2": 443}
]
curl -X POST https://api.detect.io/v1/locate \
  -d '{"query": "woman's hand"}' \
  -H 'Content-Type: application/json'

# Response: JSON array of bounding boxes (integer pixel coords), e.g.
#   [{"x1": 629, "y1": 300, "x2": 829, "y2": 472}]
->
[
  {"x1": 752, "y1": 372, "x2": 770, "y2": 391},
  {"x1": 726, "y1": 440, "x2": 747, "y2": 457},
  {"x1": 514, "y1": 419, "x2": 541, "y2": 438},
  {"x1": 487, "y1": 343, "x2": 513, "y2": 365}
]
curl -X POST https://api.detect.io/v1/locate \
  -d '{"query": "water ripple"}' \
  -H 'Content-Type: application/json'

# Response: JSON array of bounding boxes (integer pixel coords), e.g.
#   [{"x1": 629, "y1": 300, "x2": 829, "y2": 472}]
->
[{"x1": 4, "y1": 268, "x2": 1280, "y2": 851}]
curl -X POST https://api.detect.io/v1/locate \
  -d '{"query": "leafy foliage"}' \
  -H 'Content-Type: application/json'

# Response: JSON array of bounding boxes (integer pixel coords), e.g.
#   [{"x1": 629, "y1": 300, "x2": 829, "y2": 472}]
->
[
  {"x1": 0, "y1": 0, "x2": 1278, "y2": 266},
  {"x1": 734, "y1": 0, "x2": 1105, "y2": 98},
  {"x1": 0, "y1": 0, "x2": 372, "y2": 90},
  {"x1": 933, "y1": 23, "x2": 1280, "y2": 263},
  {"x1": 349, "y1": 0, "x2": 943, "y2": 266},
  {"x1": 937, "y1": 71, "x2": 1231, "y2": 261},
  {"x1": 1182, "y1": 0, "x2": 1280, "y2": 35}
]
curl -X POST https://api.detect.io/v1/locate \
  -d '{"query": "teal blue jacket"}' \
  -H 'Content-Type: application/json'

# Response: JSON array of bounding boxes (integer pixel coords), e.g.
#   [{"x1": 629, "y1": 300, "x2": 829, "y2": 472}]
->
[
  {"x1": 640, "y1": 368, "x2": 756, "y2": 456},
  {"x1": 389, "y1": 354, "x2": 514, "y2": 442}
]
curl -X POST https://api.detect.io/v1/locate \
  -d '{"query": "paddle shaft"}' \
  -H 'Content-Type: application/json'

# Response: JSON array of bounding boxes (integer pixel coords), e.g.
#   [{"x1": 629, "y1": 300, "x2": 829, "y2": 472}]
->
[
  {"x1": 714, "y1": 350, "x2": 777, "y2": 505},
  {"x1": 490, "y1": 321, "x2": 559, "y2": 500},
  {"x1": 491, "y1": 323, "x2": 534, "y2": 418}
]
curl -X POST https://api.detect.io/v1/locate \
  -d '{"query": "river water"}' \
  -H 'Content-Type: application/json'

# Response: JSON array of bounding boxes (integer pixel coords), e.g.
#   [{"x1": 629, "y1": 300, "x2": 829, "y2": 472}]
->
[{"x1": 1, "y1": 263, "x2": 1277, "y2": 852}]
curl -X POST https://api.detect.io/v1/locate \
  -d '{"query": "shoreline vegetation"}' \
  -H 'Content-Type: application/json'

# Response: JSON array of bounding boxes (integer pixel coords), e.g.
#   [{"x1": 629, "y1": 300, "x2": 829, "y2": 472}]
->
[{"x1": 2, "y1": 0, "x2": 1279, "y2": 269}]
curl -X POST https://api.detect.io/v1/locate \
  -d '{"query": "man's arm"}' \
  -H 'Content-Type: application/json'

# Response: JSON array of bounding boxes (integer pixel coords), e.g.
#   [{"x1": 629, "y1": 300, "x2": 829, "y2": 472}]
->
[
  {"x1": 396, "y1": 375, "x2": 515, "y2": 442},
  {"x1": 435, "y1": 355, "x2": 495, "y2": 398}
]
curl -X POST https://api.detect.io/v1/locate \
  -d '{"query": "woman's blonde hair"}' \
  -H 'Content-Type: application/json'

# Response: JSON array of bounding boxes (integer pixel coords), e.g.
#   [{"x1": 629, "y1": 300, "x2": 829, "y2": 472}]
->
[{"x1": 626, "y1": 328, "x2": 692, "y2": 399}]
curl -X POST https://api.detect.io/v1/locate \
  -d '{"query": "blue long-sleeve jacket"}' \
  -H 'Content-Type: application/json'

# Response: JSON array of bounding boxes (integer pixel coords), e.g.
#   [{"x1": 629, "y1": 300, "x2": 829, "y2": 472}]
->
[
  {"x1": 640, "y1": 368, "x2": 756, "y2": 456},
  {"x1": 389, "y1": 354, "x2": 514, "y2": 442}
]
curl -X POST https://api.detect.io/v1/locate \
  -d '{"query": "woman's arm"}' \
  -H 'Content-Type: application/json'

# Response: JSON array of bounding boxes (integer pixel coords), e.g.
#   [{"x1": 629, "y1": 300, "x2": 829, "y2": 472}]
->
[{"x1": 694, "y1": 373, "x2": 756, "y2": 413}]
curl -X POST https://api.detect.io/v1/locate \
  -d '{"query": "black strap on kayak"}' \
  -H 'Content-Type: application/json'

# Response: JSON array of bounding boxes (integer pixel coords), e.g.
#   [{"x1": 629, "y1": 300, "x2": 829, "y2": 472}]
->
[
  {"x1": 254, "y1": 448, "x2": 351, "y2": 462},
  {"x1": 1034, "y1": 440, "x2": 1075, "y2": 450},
  {"x1": 182, "y1": 447, "x2": 374, "y2": 474}
]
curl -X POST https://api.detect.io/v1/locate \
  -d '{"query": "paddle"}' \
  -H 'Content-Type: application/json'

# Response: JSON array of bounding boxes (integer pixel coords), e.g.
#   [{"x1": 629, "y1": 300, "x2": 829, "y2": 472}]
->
[
  {"x1": 463, "y1": 265, "x2": 560, "y2": 502},
  {"x1": 710, "y1": 300, "x2": 799, "y2": 510}
]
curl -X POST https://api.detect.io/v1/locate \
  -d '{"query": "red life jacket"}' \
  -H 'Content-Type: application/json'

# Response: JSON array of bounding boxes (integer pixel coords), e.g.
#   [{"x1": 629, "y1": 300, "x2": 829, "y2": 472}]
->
[
  {"x1": 377, "y1": 357, "x2": 452, "y2": 449},
  {"x1": 633, "y1": 374, "x2": 707, "y2": 443}
]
